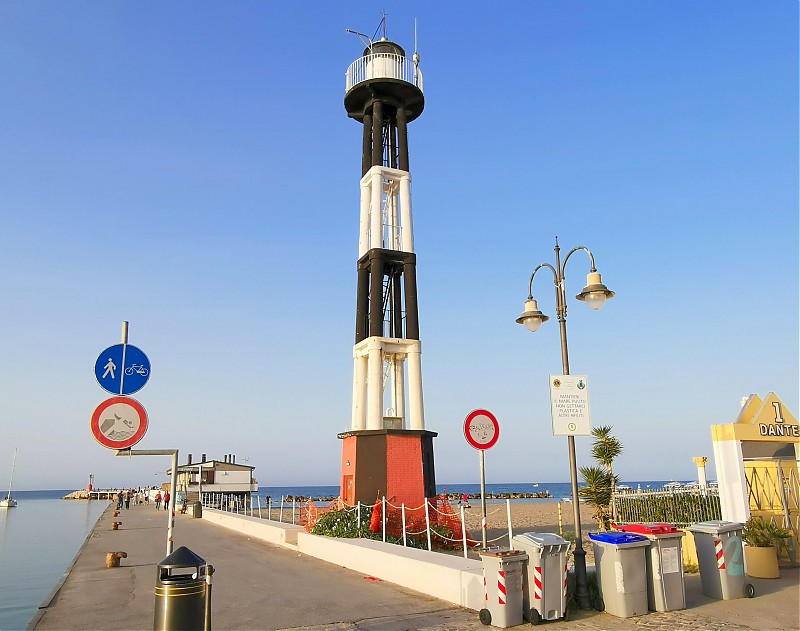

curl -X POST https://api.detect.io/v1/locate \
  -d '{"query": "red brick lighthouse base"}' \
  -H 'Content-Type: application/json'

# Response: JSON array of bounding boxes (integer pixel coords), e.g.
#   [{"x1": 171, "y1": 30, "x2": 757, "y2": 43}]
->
[{"x1": 338, "y1": 430, "x2": 437, "y2": 507}]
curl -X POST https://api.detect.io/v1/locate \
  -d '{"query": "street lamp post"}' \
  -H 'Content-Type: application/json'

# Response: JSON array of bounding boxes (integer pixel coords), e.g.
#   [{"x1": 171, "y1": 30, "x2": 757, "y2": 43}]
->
[{"x1": 516, "y1": 237, "x2": 614, "y2": 610}]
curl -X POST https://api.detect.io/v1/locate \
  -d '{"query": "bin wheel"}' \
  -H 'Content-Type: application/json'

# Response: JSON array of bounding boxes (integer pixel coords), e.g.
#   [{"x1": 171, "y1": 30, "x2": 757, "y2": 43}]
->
[
  {"x1": 562, "y1": 607, "x2": 571, "y2": 622},
  {"x1": 744, "y1": 583, "x2": 755, "y2": 598},
  {"x1": 529, "y1": 609, "x2": 541, "y2": 625},
  {"x1": 592, "y1": 596, "x2": 605, "y2": 612},
  {"x1": 479, "y1": 608, "x2": 492, "y2": 626}
]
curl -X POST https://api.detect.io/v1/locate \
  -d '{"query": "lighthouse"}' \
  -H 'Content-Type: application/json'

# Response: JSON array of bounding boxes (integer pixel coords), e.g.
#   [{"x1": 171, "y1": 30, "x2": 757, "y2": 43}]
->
[{"x1": 338, "y1": 30, "x2": 437, "y2": 507}]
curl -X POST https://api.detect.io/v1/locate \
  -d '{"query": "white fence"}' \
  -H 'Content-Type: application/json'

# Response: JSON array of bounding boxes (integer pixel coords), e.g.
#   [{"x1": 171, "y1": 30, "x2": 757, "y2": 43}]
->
[
  {"x1": 345, "y1": 53, "x2": 423, "y2": 92},
  {"x1": 206, "y1": 493, "x2": 516, "y2": 558}
]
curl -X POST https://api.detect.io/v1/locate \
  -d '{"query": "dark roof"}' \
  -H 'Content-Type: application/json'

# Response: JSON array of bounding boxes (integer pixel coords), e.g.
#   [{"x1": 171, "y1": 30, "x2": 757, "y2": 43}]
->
[{"x1": 171, "y1": 460, "x2": 255, "y2": 473}]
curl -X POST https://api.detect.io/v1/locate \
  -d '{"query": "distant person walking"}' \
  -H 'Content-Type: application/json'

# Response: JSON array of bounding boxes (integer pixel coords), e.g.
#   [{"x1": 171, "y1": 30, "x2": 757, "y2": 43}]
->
[
  {"x1": 116, "y1": 491, "x2": 123, "y2": 510},
  {"x1": 155, "y1": 492, "x2": 162, "y2": 510},
  {"x1": 124, "y1": 490, "x2": 131, "y2": 509},
  {"x1": 163, "y1": 491, "x2": 170, "y2": 510}
]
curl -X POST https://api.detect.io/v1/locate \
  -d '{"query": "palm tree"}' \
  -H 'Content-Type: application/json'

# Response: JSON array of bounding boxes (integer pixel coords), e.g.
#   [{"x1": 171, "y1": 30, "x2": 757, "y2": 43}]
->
[
  {"x1": 591, "y1": 425, "x2": 623, "y2": 521},
  {"x1": 578, "y1": 465, "x2": 618, "y2": 530}
]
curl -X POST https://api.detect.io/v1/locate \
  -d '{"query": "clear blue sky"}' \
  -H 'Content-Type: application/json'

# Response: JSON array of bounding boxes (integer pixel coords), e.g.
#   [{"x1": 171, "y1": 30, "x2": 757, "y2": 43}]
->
[{"x1": 1, "y1": 1, "x2": 796, "y2": 490}]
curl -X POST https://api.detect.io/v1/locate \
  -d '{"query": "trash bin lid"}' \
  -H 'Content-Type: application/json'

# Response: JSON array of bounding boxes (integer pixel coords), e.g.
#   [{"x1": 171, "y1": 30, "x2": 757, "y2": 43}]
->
[
  {"x1": 686, "y1": 520, "x2": 743, "y2": 535},
  {"x1": 614, "y1": 523, "x2": 683, "y2": 536},
  {"x1": 158, "y1": 545, "x2": 206, "y2": 569},
  {"x1": 513, "y1": 532, "x2": 569, "y2": 549},
  {"x1": 479, "y1": 548, "x2": 527, "y2": 558},
  {"x1": 589, "y1": 531, "x2": 648, "y2": 546}
]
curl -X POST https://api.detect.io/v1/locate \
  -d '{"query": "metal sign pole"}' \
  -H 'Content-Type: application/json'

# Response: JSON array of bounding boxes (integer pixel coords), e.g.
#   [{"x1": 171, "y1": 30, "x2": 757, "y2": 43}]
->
[
  {"x1": 167, "y1": 450, "x2": 178, "y2": 553},
  {"x1": 116, "y1": 448, "x2": 179, "y2": 555},
  {"x1": 119, "y1": 321, "x2": 128, "y2": 395},
  {"x1": 463, "y1": 408, "x2": 500, "y2": 551},
  {"x1": 479, "y1": 449, "x2": 487, "y2": 549}
]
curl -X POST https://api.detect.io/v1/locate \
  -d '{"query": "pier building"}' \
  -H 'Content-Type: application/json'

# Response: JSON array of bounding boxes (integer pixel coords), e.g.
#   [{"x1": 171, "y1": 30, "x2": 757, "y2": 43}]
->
[{"x1": 169, "y1": 453, "x2": 257, "y2": 503}]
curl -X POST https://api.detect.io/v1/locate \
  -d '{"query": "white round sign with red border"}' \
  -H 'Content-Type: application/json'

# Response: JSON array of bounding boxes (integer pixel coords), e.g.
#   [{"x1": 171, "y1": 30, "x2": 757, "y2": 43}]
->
[
  {"x1": 90, "y1": 396, "x2": 148, "y2": 450},
  {"x1": 463, "y1": 409, "x2": 500, "y2": 450}
]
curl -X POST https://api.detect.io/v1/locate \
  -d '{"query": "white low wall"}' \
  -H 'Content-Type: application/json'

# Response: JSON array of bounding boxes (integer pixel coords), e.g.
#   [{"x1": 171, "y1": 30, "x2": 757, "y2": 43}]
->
[
  {"x1": 202, "y1": 509, "x2": 485, "y2": 610},
  {"x1": 202, "y1": 509, "x2": 304, "y2": 546},
  {"x1": 296, "y1": 532, "x2": 485, "y2": 609}
]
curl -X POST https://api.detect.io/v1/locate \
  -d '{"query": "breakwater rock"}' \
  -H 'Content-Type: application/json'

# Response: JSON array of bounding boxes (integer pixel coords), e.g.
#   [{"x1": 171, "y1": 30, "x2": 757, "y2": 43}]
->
[
  {"x1": 445, "y1": 492, "x2": 553, "y2": 500},
  {"x1": 276, "y1": 491, "x2": 552, "y2": 503},
  {"x1": 63, "y1": 490, "x2": 120, "y2": 500},
  {"x1": 63, "y1": 490, "x2": 91, "y2": 499}
]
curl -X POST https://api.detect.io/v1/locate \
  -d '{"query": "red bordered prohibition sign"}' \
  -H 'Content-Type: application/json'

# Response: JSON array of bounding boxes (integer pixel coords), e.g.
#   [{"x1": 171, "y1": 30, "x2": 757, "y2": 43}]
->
[
  {"x1": 90, "y1": 396, "x2": 148, "y2": 450},
  {"x1": 463, "y1": 409, "x2": 500, "y2": 451}
]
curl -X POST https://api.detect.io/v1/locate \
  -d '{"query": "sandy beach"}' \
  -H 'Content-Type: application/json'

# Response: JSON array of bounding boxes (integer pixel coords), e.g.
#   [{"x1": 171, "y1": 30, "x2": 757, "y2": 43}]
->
[{"x1": 458, "y1": 500, "x2": 597, "y2": 563}]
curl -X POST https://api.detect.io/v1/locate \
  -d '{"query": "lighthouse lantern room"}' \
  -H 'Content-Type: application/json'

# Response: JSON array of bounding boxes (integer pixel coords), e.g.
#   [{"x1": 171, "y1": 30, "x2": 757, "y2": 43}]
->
[{"x1": 339, "y1": 26, "x2": 437, "y2": 508}]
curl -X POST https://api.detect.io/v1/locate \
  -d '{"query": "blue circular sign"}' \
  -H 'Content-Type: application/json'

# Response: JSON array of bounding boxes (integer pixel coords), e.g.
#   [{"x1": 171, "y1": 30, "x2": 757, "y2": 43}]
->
[{"x1": 94, "y1": 344, "x2": 151, "y2": 395}]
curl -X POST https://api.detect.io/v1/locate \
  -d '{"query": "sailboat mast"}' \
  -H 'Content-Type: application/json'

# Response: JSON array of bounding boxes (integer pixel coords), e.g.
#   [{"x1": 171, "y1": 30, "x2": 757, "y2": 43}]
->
[{"x1": 7, "y1": 449, "x2": 16, "y2": 497}]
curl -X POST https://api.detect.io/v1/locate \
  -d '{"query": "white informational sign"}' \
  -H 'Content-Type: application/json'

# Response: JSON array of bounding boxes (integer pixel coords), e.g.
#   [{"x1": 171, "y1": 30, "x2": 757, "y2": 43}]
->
[
  {"x1": 661, "y1": 546, "x2": 681, "y2": 574},
  {"x1": 549, "y1": 374, "x2": 591, "y2": 436}
]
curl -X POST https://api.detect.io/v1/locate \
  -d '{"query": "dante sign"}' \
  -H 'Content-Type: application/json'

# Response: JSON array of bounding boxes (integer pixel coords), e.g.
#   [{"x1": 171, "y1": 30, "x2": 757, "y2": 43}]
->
[{"x1": 549, "y1": 374, "x2": 591, "y2": 436}]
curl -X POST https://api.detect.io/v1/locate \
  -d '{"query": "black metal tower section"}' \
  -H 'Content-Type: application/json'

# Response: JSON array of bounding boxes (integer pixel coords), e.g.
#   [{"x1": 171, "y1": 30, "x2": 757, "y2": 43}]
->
[{"x1": 344, "y1": 39, "x2": 424, "y2": 345}]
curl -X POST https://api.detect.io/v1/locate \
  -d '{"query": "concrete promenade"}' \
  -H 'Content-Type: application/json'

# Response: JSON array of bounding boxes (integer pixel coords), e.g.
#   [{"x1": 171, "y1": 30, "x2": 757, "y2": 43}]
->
[{"x1": 32, "y1": 503, "x2": 799, "y2": 630}]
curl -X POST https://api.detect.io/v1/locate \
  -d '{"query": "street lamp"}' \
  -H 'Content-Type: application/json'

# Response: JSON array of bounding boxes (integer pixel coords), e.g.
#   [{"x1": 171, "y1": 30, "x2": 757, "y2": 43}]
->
[{"x1": 516, "y1": 237, "x2": 614, "y2": 610}]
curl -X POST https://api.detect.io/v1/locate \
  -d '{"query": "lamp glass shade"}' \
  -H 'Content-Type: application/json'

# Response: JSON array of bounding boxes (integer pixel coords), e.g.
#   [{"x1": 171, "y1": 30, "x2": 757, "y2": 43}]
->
[
  {"x1": 583, "y1": 291, "x2": 607, "y2": 311},
  {"x1": 523, "y1": 316, "x2": 543, "y2": 332}
]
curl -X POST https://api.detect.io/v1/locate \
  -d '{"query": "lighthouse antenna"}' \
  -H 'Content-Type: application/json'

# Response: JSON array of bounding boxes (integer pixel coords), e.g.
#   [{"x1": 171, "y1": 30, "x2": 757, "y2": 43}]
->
[
  {"x1": 375, "y1": 11, "x2": 387, "y2": 40},
  {"x1": 345, "y1": 28, "x2": 373, "y2": 52},
  {"x1": 413, "y1": 19, "x2": 421, "y2": 68}
]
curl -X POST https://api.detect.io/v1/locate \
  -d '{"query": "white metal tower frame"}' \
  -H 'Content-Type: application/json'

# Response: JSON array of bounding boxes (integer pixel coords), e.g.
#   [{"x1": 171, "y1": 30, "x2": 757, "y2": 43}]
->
[
  {"x1": 358, "y1": 165, "x2": 414, "y2": 257},
  {"x1": 352, "y1": 164, "x2": 423, "y2": 432}
]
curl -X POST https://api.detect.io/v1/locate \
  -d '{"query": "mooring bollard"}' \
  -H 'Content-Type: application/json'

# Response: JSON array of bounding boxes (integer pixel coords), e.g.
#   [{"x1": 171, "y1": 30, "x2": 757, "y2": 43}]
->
[
  {"x1": 105, "y1": 551, "x2": 127, "y2": 568},
  {"x1": 111, "y1": 521, "x2": 122, "y2": 531},
  {"x1": 113, "y1": 510, "x2": 120, "y2": 517}
]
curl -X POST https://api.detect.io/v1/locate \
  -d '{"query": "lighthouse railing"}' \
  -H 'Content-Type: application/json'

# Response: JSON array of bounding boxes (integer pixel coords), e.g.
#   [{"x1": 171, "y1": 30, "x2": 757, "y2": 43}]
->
[{"x1": 346, "y1": 53, "x2": 423, "y2": 92}]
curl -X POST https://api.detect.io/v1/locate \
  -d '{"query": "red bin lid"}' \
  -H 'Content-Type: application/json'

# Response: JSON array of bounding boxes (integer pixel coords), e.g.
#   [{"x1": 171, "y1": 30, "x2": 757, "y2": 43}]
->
[{"x1": 613, "y1": 523, "x2": 680, "y2": 535}]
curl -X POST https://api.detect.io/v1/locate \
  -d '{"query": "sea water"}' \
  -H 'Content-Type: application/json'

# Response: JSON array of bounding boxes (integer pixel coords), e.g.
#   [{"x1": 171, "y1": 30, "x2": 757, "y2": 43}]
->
[
  {"x1": 0, "y1": 491, "x2": 108, "y2": 631},
  {"x1": 257, "y1": 481, "x2": 681, "y2": 504}
]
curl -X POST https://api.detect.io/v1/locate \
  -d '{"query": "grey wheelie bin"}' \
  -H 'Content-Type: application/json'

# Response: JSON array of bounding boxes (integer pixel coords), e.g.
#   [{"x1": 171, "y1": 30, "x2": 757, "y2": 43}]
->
[
  {"x1": 512, "y1": 532, "x2": 570, "y2": 624},
  {"x1": 589, "y1": 531, "x2": 650, "y2": 618},
  {"x1": 687, "y1": 520, "x2": 755, "y2": 600},
  {"x1": 478, "y1": 548, "x2": 527, "y2": 628},
  {"x1": 614, "y1": 523, "x2": 686, "y2": 611}
]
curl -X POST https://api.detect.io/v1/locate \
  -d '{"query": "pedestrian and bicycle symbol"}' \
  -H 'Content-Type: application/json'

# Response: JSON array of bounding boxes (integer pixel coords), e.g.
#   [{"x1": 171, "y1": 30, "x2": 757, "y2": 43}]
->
[{"x1": 95, "y1": 343, "x2": 151, "y2": 395}]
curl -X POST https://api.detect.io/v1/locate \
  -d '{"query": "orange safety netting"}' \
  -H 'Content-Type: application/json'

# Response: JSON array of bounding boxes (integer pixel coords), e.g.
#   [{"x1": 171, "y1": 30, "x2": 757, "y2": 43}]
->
[
  {"x1": 304, "y1": 494, "x2": 479, "y2": 548},
  {"x1": 303, "y1": 497, "x2": 345, "y2": 531}
]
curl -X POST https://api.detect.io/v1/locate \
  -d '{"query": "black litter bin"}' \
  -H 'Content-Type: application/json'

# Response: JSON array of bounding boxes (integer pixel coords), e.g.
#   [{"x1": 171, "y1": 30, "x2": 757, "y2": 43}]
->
[
  {"x1": 154, "y1": 546, "x2": 213, "y2": 631},
  {"x1": 192, "y1": 501, "x2": 203, "y2": 519}
]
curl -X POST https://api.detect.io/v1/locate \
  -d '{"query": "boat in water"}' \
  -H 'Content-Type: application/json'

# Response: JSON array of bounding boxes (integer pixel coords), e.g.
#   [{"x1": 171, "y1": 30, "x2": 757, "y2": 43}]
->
[{"x1": 0, "y1": 448, "x2": 18, "y2": 508}]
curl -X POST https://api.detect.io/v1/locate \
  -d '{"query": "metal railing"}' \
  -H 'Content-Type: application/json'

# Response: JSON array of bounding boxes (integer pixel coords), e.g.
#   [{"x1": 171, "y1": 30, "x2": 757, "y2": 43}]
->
[
  {"x1": 345, "y1": 53, "x2": 423, "y2": 92},
  {"x1": 613, "y1": 486, "x2": 721, "y2": 527}
]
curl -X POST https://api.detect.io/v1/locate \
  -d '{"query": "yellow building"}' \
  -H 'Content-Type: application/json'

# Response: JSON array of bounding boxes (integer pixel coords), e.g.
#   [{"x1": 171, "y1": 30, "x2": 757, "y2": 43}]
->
[{"x1": 712, "y1": 392, "x2": 799, "y2": 563}]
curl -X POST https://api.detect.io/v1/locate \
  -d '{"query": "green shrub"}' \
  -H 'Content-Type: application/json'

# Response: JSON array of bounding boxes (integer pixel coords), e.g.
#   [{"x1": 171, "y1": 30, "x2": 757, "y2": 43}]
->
[
  {"x1": 614, "y1": 492, "x2": 721, "y2": 527},
  {"x1": 310, "y1": 506, "x2": 373, "y2": 538},
  {"x1": 310, "y1": 507, "x2": 460, "y2": 551},
  {"x1": 742, "y1": 517, "x2": 791, "y2": 547}
]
